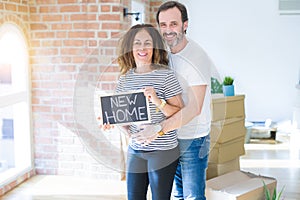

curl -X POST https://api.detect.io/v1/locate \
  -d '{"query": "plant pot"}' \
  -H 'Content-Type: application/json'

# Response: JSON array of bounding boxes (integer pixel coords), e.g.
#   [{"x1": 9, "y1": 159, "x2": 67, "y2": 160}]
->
[{"x1": 223, "y1": 85, "x2": 235, "y2": 96}]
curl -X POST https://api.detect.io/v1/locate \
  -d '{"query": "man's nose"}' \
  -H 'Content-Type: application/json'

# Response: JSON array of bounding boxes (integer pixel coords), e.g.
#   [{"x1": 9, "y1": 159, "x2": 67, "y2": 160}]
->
[{"x1": 165, "y1": 25, "x2": 174, "y2": 32}]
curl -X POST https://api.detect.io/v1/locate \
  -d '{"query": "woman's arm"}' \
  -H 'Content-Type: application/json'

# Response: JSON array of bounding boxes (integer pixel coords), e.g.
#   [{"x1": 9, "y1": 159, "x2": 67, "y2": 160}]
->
[{"x1": 157, "y1": 94, "x2": 183, "y2": 117}]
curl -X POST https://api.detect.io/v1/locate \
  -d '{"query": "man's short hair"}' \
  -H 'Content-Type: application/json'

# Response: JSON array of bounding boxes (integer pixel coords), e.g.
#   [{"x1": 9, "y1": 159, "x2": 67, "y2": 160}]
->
[{"x1": 156, "y1": 1, "x2": 188, "y2": 24}]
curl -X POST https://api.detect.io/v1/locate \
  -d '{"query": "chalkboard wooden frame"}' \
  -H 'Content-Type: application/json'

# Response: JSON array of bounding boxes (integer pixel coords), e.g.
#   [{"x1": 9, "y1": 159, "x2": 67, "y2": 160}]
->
[{"x1": 99, "y1": 90, "x2": 151, "y2": 125}]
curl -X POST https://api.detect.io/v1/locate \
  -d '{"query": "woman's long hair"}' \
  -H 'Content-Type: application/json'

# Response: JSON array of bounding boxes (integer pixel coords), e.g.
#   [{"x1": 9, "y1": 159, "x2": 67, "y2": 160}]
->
[{"x1": 117, "y1": 24, "x2": 169, "y2": 75}]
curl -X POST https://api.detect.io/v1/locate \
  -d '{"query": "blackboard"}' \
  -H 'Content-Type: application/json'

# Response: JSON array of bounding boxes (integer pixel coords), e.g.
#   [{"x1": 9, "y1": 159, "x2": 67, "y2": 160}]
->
[{"x1": 99, "y1": 90, "x2": 151, "y2": 125}]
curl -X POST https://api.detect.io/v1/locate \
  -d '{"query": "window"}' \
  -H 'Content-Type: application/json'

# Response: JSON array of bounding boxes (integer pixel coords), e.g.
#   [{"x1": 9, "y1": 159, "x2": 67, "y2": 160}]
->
[
  {"x1": 0, "y1": 23, "x2": 32, "y2": 185},
  {"x1": 279, "y1": 0, "x2": 300, "y2": 15}
]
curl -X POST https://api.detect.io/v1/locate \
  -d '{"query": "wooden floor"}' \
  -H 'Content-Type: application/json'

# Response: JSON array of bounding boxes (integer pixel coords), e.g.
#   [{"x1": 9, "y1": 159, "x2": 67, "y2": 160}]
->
[
  {"x1": 1, "y1": 131, "x2": 300, "y2": 200},
  {"x1": 240, "y1": 131, "x2": 300, "y2": 200}
]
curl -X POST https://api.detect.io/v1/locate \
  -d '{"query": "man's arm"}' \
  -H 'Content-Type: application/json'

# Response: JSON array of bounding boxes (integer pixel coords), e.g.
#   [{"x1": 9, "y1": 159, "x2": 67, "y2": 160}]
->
[{"x1": 161, "y1": 85, "x2": 207, "y2": 133}]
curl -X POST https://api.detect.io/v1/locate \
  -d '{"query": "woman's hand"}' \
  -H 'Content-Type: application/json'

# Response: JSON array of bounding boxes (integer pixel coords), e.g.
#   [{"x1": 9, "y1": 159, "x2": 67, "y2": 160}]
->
[
  {"x1": 97, "y1": 116, "x2": 114, "y2": 131},
  {"x1": 143, "y1": 87, "x2": 160, "y2": 106},
  {"x1": 97, "y1": 116, "x2": 132, "y2": 138}
]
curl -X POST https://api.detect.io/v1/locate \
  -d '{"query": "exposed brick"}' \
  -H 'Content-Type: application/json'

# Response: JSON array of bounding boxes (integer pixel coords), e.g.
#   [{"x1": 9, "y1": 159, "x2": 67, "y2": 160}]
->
[
  {"x1": 42, "y1": 15, "x2": 63, "y2": 22},
  {"x1": 34, "y1": 31, "x2": 55, "y2": 39},
  {"x1": 56, "y1": 32, "x2": 67, "y2": 38},
  {"x1": 5, "y1": 3, "x2": 17, "y2": 11},
  {"x1": 36, "y1": 0, "x2": 56, "y2": 4},
  {"x1": 99, "y1": 14, "x2": 120, "y2": 21},
  {"x1": 88, "y1": 40, "x2": 97, "y2": 46},
  {"x1": 60, "y1": 5, "x2": 81, "y2": 13},
  {"x1": 97, "y1": 31, "x2": 108, "y2": 38},
  {"x1": 32, "y1": 106, "x2": 52, "y2": 113},
  {"x1": 34, "y1": 136, "x2": 54, "y2": 145},
  {"x1": 68, "y1": 31, "x2": 95, "y2": 38},
  {"x1": 70, "y1": 14, "x2": 96, "y2": 21},
  {"x1": 72, "y1": 56, "x2": 86, "y2": 63},
  {"x1": 57, "y1": 0, "x2": 77, "y2": 3},
  {"x1": 30, "y1": 23, "x2": 49, "y2": 30},
  {"x1": 82, "y1": 5, "x2": 98, "y2": 13},
  {"x1": 0, "y1": 0, "x2": 159, "y2": 195},
  {"x1": 51, "y1": 23, "x2": 72, "y2": 30},
  {"x1": 18, "y1": 5, "x2": 29, "y2": 12},
  {"x1": 41, "y1": 40, "x2": 62, "y2": 47},
  {"x1": 102, "y1": 22, "x2": 121, "y2": 30},
  {"x1": 101, "y1": 5, "x2": 110, "y2": 12},
  {"x1": 39, "y1": 6, "x2": 59, "y2": 13},
  {"x1": 112, "y1": 6, "x2": 120, "y2": 12},
  {"x1": 81, "y1": 0, "x2": 97, "y2": 3},
  {"x1": 100, "y1": 0, "x2": 119, "y2": 3},
  {"x1": 10, "y1": 0, "x2": 21, "y2": 3},
  {"x1": 73, "y1": 22, "x2": 99, "y2": 30}
]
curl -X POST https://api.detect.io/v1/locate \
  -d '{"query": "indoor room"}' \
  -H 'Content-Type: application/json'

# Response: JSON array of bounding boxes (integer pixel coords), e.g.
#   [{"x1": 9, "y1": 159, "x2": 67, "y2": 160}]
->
[{"x1": 0, "y1": 0, "x2": 299, "y2": 199}]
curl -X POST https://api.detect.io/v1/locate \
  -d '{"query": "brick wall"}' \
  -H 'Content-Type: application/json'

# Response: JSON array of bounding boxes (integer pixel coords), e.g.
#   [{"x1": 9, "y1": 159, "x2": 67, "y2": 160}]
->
[
  {"x1": 0, "y1": 0, "x2": 166, "y2": 195},
  {"x1": 29, "y1": 0, "x2": 165, "y2": 179},
  {"x1": 30, "y1": 0, "x2": 133, "y2": 179}
]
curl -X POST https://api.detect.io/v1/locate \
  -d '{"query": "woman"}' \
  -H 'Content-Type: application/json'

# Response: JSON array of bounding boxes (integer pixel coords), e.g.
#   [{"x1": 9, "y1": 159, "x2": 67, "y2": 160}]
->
[{"x1": 107, "y1": 24, "x2": 183, "y2": 200}]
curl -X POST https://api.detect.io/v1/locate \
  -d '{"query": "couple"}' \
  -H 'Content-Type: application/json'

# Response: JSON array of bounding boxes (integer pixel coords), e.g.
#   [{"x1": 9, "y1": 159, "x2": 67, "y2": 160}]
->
[{"x1": 101, "y1": 1, "x2": 214, "y2": 200}]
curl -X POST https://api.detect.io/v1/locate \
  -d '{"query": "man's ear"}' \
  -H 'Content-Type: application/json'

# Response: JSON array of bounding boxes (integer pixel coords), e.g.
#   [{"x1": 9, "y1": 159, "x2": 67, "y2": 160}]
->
[{"x1": 183, "y1": 21, "x2": 188, "y2": 33}]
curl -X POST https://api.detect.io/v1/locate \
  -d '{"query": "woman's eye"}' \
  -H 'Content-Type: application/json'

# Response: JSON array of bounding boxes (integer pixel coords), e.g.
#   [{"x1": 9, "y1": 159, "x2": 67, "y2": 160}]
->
[{"x1": 133, "y1": 41, "x2": 141, "y2": 46}]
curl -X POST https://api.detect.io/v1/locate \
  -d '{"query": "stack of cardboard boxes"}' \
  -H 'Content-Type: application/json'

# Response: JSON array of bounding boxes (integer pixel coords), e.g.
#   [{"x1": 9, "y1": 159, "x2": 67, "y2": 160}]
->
[
  {"x1": 206, "y1": 95, "x2": 278, "y2": 200},
  {"x1": 207, "y1": 95, "x2": 246, "y2": 179}
]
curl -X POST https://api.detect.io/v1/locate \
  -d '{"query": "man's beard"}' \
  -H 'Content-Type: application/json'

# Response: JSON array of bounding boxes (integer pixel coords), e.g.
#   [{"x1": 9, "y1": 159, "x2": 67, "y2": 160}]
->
[{"x1": 163, "y1": 28, "x2": 184, "y2": 48}]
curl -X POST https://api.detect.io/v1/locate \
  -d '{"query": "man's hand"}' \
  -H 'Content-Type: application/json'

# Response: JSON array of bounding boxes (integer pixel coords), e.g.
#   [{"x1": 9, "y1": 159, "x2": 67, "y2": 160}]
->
[{"x1": 132, "y1": 124, "x2": 161, "y2": 146}]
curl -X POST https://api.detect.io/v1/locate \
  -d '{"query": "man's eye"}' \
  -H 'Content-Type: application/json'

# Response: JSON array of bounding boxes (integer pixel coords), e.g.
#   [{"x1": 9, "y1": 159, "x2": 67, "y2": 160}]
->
[{"x1": 170, "y1": 22, "x2": 177, "y2": 27}]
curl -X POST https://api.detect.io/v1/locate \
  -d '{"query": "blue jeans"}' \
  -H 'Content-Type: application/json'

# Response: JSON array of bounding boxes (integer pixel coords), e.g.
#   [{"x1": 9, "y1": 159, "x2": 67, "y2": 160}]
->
[
  {"x1": 126, "y1": 146, "x2": 179, "y2": 200},
  {"x1": 172, "y1": 134, "x2": 210, "y2": 200}
]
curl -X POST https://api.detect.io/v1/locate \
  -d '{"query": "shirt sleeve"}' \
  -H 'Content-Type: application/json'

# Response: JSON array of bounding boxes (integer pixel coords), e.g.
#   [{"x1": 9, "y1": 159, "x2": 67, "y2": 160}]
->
[
  {"x1": 116, "y1": 75, "x2": 124, "y2": 93},
  {"x1": 164, "y1": 71, "x2": 183, "y2": 99}
]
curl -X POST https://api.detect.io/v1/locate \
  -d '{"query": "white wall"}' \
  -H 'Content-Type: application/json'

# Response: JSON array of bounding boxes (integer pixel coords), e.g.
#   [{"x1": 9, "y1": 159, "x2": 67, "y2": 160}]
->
[{"x1": 181, "y1": 0, "x2": 300, "y2": 122}]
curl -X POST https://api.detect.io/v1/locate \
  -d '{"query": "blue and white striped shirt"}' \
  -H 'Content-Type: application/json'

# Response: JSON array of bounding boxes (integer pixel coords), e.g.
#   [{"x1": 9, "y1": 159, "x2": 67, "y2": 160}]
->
[{"x1": 116, "y1": 68, "x2": 182, "y2": 151}]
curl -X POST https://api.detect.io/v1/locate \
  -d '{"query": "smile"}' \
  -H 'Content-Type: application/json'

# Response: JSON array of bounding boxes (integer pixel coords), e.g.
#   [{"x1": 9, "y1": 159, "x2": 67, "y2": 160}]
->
[
  {"x1": 138, "y1": 52, "x2": 147, "y2": 56},
  {"x1": 164, "y1": 32, "x2": 176, "y2": 39}
]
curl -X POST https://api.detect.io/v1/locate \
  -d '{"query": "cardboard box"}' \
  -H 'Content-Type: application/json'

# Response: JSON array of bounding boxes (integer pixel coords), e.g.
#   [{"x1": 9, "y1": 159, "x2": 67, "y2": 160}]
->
[
  {"x1": 211, "y1": 117, "x2": 246, "y2": 143},
  {"x1": 207, "y1": 157, "x2": 240, "y2": 180},
  {"x1": 206, "y1": 170, "x2": 277, "y2": 200},
  {"x1": 209, "y1": 136, "x2": 245, "y2": 164},
  {"x1": 211, "y1": 95, "x2": 245, "y2": 122}
]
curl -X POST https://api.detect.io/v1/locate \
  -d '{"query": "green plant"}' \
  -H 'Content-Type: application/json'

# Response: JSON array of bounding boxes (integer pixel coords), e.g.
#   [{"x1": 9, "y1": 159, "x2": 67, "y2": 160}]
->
[
  {"x1": 211, "y1": 77, "x2": 223, "y2": 94},
  {"x1": 223, "y1": 76, "x2": 234, "y2": 85},
  {"x1": 263, "y1": 181, "x2": 285, "y2": 200}
]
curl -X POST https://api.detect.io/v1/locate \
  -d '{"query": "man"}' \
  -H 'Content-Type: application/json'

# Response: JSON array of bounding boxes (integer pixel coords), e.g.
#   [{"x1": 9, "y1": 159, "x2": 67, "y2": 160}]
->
[
  {"x1": 156, "y1": 1, "x2": 215, "y2": 200},
  {"x1": 100, "y1": 3, "x2": 215, "y2": 198}
]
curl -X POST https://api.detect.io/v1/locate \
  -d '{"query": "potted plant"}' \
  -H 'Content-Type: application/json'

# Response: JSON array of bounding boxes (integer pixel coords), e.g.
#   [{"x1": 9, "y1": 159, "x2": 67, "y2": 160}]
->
[
  {"x1": 222, "y1": 76, "x2": 235, "y2": 96},
  {"x1": 263, "y1": 181, "x2": 285, "y2": 200},
  {"x1": 211, "y1": 77, "x2": 223, "y2": 94}
]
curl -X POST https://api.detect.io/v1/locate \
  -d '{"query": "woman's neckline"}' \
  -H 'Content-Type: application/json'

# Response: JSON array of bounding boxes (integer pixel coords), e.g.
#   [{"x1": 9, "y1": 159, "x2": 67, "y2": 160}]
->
[{"x1": 133, "y1": 68, "x2": 158, "y2": 74}]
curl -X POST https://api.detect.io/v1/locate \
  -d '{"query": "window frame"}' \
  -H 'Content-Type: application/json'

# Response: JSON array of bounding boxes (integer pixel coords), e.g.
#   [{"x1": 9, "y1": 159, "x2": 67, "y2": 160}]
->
[{"x1": 0, "y1": 23, "x2": 33, "y2": 186}]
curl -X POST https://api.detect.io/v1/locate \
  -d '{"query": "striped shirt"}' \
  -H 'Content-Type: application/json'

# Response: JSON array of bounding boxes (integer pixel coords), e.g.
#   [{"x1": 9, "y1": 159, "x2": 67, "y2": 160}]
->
[{"x1": 116, "y1": 68, "x2": 182, "y2": 151}]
